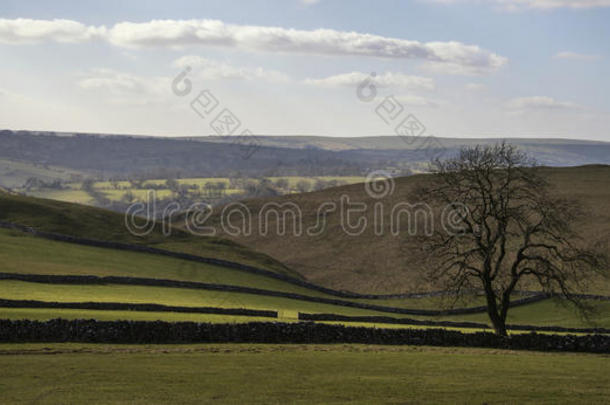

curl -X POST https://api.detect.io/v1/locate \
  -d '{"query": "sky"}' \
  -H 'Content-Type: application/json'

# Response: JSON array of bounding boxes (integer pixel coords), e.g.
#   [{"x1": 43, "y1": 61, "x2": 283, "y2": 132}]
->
[{"x1": 0, "y1": 0, "x2": 608, "y2": 141}]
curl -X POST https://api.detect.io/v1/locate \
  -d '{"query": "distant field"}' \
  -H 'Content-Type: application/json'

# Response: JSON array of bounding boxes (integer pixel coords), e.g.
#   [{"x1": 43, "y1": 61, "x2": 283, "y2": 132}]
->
[
  {"x1": 19, "y1": 175, "x2": 367, "y2": 205},
  {"x1": 0, "y1": 343, "x2": 608, "y2": 404},
  {"x1": 27, "y1": 189, "x2": 93, "y2": 204}
]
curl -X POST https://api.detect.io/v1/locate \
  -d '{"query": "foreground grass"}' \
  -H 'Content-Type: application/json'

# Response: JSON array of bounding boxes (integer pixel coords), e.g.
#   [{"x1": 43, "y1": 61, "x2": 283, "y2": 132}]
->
[{"x1": 0, "y1": 343, "x2": 608, "y2": 404}]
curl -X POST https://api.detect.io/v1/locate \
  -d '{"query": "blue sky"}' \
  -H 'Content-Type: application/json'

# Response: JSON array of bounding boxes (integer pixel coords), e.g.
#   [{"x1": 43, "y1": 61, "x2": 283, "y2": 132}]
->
[{"x1": 0, "y1": 0, "x2": 608, "y2": 141}]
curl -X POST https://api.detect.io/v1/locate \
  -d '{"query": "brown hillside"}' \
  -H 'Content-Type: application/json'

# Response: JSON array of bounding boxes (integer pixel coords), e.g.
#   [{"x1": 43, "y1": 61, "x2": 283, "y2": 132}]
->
[{"x1": 197, "y1": 165, "x2": 610, "y2": 295}]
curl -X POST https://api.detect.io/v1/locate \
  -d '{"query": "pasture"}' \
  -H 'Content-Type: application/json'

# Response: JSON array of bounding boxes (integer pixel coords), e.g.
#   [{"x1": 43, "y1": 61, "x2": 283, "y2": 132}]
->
[{"x1": 0, "y1": 343, "x2": 608, "y2": 404}]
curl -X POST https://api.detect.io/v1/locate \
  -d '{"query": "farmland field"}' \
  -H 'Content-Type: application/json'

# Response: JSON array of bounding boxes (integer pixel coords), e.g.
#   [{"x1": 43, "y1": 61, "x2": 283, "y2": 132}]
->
[
  {"x1": 3, "y1": 2, "x2": 610, "y2": 401},
  {"x1": 0, "y1": 175, "x2": 608, "y2": 345},
  {"x1": 16, "y1": 175, "x2": 367, "y2": 206},
  {"x1": 0, "y1": 343, "x2": 608, "y2": 404},
  {"x1": 2, "y1": 226, "x2": 609, "y2": 329}
]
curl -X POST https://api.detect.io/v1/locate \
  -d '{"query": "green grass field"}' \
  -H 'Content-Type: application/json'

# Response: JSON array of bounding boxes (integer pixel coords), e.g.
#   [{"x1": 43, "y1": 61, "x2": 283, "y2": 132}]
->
[
  {"x1": 439, "y1": 298, "x2": 610, "y2": 329},
  {"x1": 1, "y1": 190, "x2": 608, "y2": 333},
  {"x1": 0, "y1": 308, "x2": 276, "y2": 323},
  {"x1": 0, "y1": 228, "x2": 314, "y2": 294},
  {"x1": 0, "y1": 192, "x2": 297, "y2": 277},
  {"x1": 1, "y1": 224, "x2": 609, "y2": 329},
  {"x1": 0, "y1": 343, "x2": 608, "y2": 404},
  {"x1": 0, "y1": 280, "x2": 416, "y2": 318},
  {"x1": 2, "y1": 226, "x2": 609, "y2": 329},
  {"x1": 27, "y1": 189, "x2": 94, "y2": 204},
  {"x1": 3, "y1": 279, "x2": 608, "y2": 328}
]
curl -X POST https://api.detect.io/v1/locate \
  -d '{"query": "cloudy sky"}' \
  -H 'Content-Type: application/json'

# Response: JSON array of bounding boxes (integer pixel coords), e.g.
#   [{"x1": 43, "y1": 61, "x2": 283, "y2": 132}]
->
[{"x1": 0, "y1": 0, "x2": 608, "y2": 141}]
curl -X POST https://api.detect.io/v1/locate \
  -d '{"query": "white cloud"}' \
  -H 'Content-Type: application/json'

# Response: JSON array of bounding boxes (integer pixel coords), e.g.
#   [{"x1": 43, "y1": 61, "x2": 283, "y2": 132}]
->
[
  {"x1": 554, "y1": 51, "x2": 601, "y2": 60},
  {"x1": 173, "y1": 56, "x2": 291, "y2": 83},
  {"x1": 0, "y1": 18, "x2": 507, "y2": 75},
  {"x1": 107, "y1": 20, "x2": 506, "y2": 74},
  {"x1": 424, "y1": 0, "x2": 610, "y2": 10},
  {"x1": 505, "y1": 96, "x2": 581, "y2": 111},
  {"x1": 0, "y1": 18, "x2": 104, "y2": 44},
  {"x1": 304, "y1": 71, "x2": 435, "y2": 90}
]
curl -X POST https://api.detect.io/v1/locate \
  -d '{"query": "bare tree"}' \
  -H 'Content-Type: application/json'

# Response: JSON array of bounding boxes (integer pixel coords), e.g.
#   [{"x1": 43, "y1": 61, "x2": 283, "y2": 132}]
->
[{"x1": 413, "y1": 143, "x2": 607, "y2": 336}]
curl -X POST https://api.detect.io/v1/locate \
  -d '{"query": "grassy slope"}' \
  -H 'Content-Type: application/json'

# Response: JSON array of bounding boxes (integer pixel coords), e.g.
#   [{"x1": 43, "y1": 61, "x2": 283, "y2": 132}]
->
[
  {"x1": 439, "y1": 298, "x2": 610, "y2": 329},
  {"x1": 0, "y1": 280, "x2": 401, "y2": 318},
  {"x1": 0, "y1": 227, "x2": 473, "y2": 309},
  {"x1": 0, "y1": 191, "x2": 298, "y2": 278},
  {"x1": 2, "y1": 228, "x2": 609, "y2": 327},
  {"x1": 204, "y1": 165, "x2": 610, "y2": 294},
  {"x1": 0, "y1": 228, "x2": 318, "y2": 296},
  {"x1": 0, "y1": 344, "x2": 608, "y2": 404},
  {"x1": 0, "y1": 183, "x2": 607, "y2": 329}
]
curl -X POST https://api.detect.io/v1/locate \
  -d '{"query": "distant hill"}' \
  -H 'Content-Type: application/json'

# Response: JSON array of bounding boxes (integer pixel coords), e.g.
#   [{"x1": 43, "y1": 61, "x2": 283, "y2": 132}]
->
[
  {"x1": 190, "y1": 135, "x2": 610, "y2": 166},
  {"x1": 186, "y1": 134, "x2": 608, "y2": 151},
  {"x1": 197, "y1": 165, "x2": 610, "y2": 295},
  {"x1": 1, "y1": 131, "x2": 609, "y2": 184},
  {"x1": 0, "y1": 130, "x2": 364, "y2": 180}
]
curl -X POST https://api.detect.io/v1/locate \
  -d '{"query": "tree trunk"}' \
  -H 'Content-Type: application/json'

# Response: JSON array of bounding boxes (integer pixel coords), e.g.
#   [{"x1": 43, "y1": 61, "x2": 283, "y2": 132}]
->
[
  {"x1": 489, "y1": 314, "x2": 508, "y2": 337},
  {"x1": 483, "y1": 280, "x2": 509, "y2": 337}
]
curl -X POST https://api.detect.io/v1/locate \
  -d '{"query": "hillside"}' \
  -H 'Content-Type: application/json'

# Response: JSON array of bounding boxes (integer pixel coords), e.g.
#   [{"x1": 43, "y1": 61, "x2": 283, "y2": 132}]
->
[
  {"x1": 0, "y1": 191, "x2": 296, "y2": 278},
  {"x1": 0, "y1": 158, "x2": 88, "y2": 189},
  {"x1": 1, "y1": 191, "x2": 608, "y2": 331},
  {"x1": 201, "y1": 165, "x2": 610, "y2": 294}
]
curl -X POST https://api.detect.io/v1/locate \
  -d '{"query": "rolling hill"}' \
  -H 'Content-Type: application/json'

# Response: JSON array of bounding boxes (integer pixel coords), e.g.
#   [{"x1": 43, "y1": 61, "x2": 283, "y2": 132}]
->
[
  {"x1": 200, "y1": 165, "x2": 610, "y2": 295},
  {"x1": 0, "y1": 191, "x2": 296, "y2": 278},
  {"x1": 1, "y1": 190, "x2": 608, "y2": 331}
]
